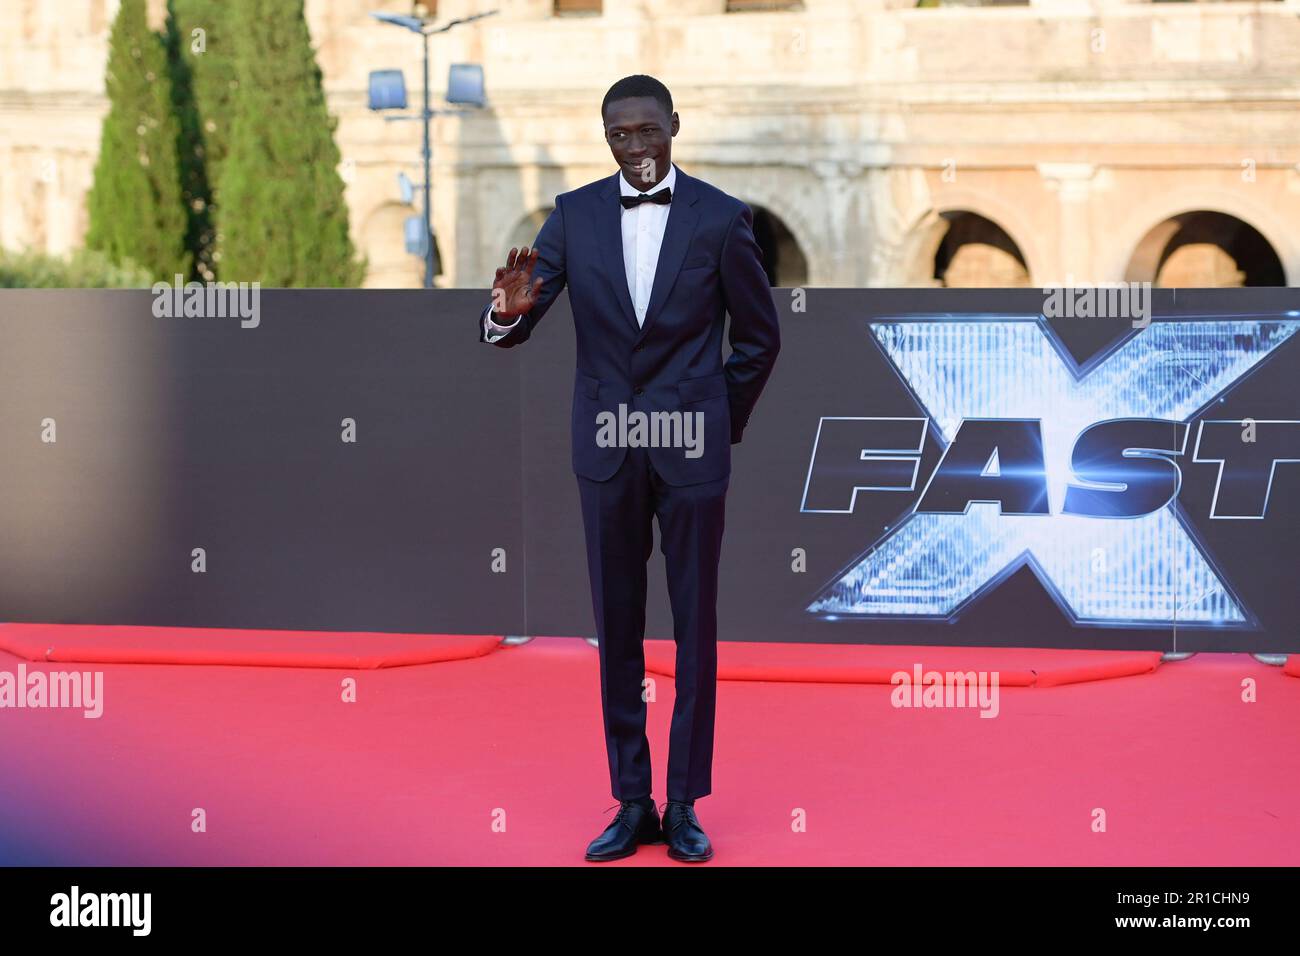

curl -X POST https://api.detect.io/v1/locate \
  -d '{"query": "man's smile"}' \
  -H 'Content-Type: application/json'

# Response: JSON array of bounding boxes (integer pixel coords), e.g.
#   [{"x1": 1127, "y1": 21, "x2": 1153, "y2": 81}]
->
[{"x1": 623, "y1": 158, "x2": 657, "y2": 173}]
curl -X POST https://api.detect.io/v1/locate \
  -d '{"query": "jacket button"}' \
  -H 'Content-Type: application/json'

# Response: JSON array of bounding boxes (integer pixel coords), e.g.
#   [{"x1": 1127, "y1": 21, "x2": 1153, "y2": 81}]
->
[
  {"x1": 634, "y1": 387, "x2": 644, "y2": 395},
  {"x1": 634, "y1": 344, "x2": 643, "y2": 351}
]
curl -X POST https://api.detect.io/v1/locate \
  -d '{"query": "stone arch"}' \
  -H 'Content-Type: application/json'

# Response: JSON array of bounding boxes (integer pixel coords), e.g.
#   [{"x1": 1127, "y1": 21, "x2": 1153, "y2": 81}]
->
[
  {"x1": 739, "y1": 202, "x2": 809, "y2": 287},
  {"x1": 360, "y1": 202, "x2": 421, "y2": 289},
  {"x1": 890, "y1": 209, "x2": 950, "y2": 286},
  {"x1": 504, "y1": 207, "x2": 552, "y2": 253},
  {"x1": 1124, "y1": 210, "x2": 1286, "y2": 287},
  {"x1": 934, "y1": 188, "x2": 1045, "y2": 283},
  {"x1": 1108, "y1": 191, "x2": 1294, "y2": 286},
  {"x1": 703, "y1": 167, "x2": 824, "y2": 285},
  {"x1": 892, "y1": 188, "x2": 1045, "y2": 287},
  {"x1": 933, "y1": 211, "x2": 1031, "y2": 287}
]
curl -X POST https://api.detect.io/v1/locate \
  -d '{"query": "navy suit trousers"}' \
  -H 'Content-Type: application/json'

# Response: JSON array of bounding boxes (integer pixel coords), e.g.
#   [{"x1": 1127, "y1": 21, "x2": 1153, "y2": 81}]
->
[{"x1": 576, "y1": 443, "x2": 729, "y2": 803}]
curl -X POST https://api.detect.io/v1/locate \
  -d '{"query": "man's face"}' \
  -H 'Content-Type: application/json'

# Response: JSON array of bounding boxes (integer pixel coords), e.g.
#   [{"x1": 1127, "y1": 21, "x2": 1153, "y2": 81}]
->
[{"x1": 603, "y1": 96, "x2": 679, "y2": 191}]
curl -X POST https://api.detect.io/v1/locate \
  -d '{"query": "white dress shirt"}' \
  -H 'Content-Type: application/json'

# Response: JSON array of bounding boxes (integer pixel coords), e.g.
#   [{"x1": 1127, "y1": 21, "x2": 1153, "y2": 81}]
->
[{"x1": 483, "y1": 163, "x2": 678, "y2": 341}]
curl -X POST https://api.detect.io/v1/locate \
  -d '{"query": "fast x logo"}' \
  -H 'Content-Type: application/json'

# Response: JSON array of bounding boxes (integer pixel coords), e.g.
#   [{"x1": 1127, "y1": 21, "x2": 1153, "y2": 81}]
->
[{"x1": 803, "y1": 317, "x2": 1300, "y2": 628}]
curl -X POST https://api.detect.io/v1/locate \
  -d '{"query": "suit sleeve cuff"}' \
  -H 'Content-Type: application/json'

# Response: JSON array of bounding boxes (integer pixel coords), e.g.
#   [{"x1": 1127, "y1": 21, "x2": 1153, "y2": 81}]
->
[{"x1": 484, "y1": 305, "x2": 522, "y2": 335}]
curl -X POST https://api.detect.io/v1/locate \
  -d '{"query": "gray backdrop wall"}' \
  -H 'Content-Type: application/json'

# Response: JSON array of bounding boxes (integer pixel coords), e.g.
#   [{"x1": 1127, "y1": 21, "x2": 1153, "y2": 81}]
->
[{"x1": 2, "y1": 288, "x2": 1297, "y2": 652}]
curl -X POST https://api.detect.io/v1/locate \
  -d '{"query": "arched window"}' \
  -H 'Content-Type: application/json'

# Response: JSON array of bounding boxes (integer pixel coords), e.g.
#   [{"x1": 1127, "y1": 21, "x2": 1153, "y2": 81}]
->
[
  {"x1": 1125, "y1": 212, "x2": 1285, "y2": 287},
  {"x1": 746, "y1": 204, "x2": 809, "y2": 287},
  {"x1": 933, "y1": 211, "x2": 1031, "y2": 287}
]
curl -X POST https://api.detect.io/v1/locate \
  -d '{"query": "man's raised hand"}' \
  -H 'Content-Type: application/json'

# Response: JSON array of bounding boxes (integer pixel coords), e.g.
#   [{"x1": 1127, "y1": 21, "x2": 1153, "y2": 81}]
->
[{"x1": 491, "y1": 246, "x2": 543, "y2": 320}]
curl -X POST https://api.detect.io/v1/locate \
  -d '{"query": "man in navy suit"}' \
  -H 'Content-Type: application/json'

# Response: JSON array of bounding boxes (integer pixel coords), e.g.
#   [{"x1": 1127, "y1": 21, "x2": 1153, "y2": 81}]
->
[{"x1": 478, "y1": 74, "x2": 780, "y2": 862}]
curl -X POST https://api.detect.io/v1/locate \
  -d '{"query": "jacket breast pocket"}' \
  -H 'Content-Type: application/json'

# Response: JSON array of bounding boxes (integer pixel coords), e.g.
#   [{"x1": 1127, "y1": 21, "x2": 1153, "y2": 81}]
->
[
  {"x1": 681, "y1": 254, "x2": 713, "y2": 271},
  {"x1": 676, "y1": 372, "x2": 728, "y2": 405}
]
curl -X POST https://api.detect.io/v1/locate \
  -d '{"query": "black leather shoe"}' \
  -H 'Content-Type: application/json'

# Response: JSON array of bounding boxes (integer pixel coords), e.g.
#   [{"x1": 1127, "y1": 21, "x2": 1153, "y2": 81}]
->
[
  {"x1": 584, "y1": 799, "x2": 665, "y2": 862},
  {"x1": 661, "y1": 801, "x2": 713, "y2": 862}
]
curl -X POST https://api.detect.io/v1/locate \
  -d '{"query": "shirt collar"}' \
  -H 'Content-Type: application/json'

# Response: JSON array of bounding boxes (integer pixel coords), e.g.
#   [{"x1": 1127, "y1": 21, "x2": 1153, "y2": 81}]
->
[{"x1": 618, "y1": 162, "x2": 676, "y2": 198}]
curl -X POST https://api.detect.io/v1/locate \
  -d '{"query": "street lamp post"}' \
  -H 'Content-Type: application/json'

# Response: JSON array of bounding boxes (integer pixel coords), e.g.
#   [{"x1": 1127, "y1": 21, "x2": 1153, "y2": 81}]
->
[
  {"x1": 368, "y1": 8, "x2": 496, "y2": 288},
  {"x1": 420, "y1": 28, "x2": 432, "y2": 289}
]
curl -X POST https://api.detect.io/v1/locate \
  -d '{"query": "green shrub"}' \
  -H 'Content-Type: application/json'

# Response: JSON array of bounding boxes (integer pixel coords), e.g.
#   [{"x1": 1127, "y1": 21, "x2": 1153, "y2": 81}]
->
[{"x1": 0, "y1": 247, "x2": 155, "y2": 288}]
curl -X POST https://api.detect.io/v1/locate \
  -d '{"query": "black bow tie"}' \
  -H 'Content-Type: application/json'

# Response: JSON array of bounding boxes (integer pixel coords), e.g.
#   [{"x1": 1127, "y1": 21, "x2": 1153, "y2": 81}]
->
[{"x1": 620, "y1": 187, "x2": 671, "y2": 209}]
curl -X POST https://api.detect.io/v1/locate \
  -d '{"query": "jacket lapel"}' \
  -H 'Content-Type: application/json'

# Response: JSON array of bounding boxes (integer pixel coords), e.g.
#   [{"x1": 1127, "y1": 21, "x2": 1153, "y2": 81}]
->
[
  {"x1": 597, "y1": 172, "x2": 640, "y2": 334},
  {"x1": 638, "y1": 165, "x2": 700, "y2": 344}
]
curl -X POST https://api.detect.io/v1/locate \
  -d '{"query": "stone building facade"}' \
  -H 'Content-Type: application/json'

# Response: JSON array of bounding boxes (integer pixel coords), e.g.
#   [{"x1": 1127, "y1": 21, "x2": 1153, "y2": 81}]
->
[{"x1": 2, "y1": 0, "x2": 1298, "y2": 288}]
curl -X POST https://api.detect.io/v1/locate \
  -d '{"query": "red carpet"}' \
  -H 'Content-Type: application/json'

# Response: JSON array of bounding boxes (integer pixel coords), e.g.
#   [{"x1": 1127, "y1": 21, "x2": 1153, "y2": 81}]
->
[
  {"x1": 1, "y1": 634, "x2": 1296, "y2": 866},
  {"x1": 643, "y1": 639, "x2": 1161, "y2": 687},
  {"x1": 0, "y1": 623, "x2": 501, "y2": 669},
  {"x1": 1, "y1": 622, "x2": 1160, "y2": 686}
]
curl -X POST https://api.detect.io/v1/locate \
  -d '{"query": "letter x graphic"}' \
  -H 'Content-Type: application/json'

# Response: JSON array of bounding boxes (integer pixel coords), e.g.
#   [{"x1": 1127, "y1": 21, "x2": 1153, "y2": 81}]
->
[{"x1": 806, "y1": 317, "x2": 1300, "y2": 627}]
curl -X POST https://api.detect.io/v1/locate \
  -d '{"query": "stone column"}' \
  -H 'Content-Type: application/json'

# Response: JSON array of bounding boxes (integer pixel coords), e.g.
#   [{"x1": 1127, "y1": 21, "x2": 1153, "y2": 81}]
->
[
  {"x1": 811, "y1": 159, "x2": 864, "y2": 286},
  {"x1": 1037, "y1": 162, "x2": 1097, "y2": 286}
]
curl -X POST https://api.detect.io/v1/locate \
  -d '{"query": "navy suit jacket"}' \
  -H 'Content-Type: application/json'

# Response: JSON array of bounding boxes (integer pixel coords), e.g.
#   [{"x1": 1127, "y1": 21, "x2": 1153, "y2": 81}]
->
[{"x1": 478, "y1": 164, "x2": 781, "y2": 486}]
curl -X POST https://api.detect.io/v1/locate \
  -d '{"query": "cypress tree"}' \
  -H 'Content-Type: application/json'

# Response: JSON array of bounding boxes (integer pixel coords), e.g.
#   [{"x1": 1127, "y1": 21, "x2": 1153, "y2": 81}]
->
[
  {"x1": 166, "y1": 0, "x2": 241, "y2": 280},
  {"x1": 216, "y1": 0, "x2": 365, "y2": 286},
  {"x1": 84, "y1": 0, "x2": 191, "y2": 281}
]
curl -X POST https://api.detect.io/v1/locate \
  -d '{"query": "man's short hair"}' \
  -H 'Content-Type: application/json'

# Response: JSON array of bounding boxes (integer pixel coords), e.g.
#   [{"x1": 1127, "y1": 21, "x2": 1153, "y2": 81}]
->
[{"x1": 601, "y1": 75, "x2": 674, "y2": 123}]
